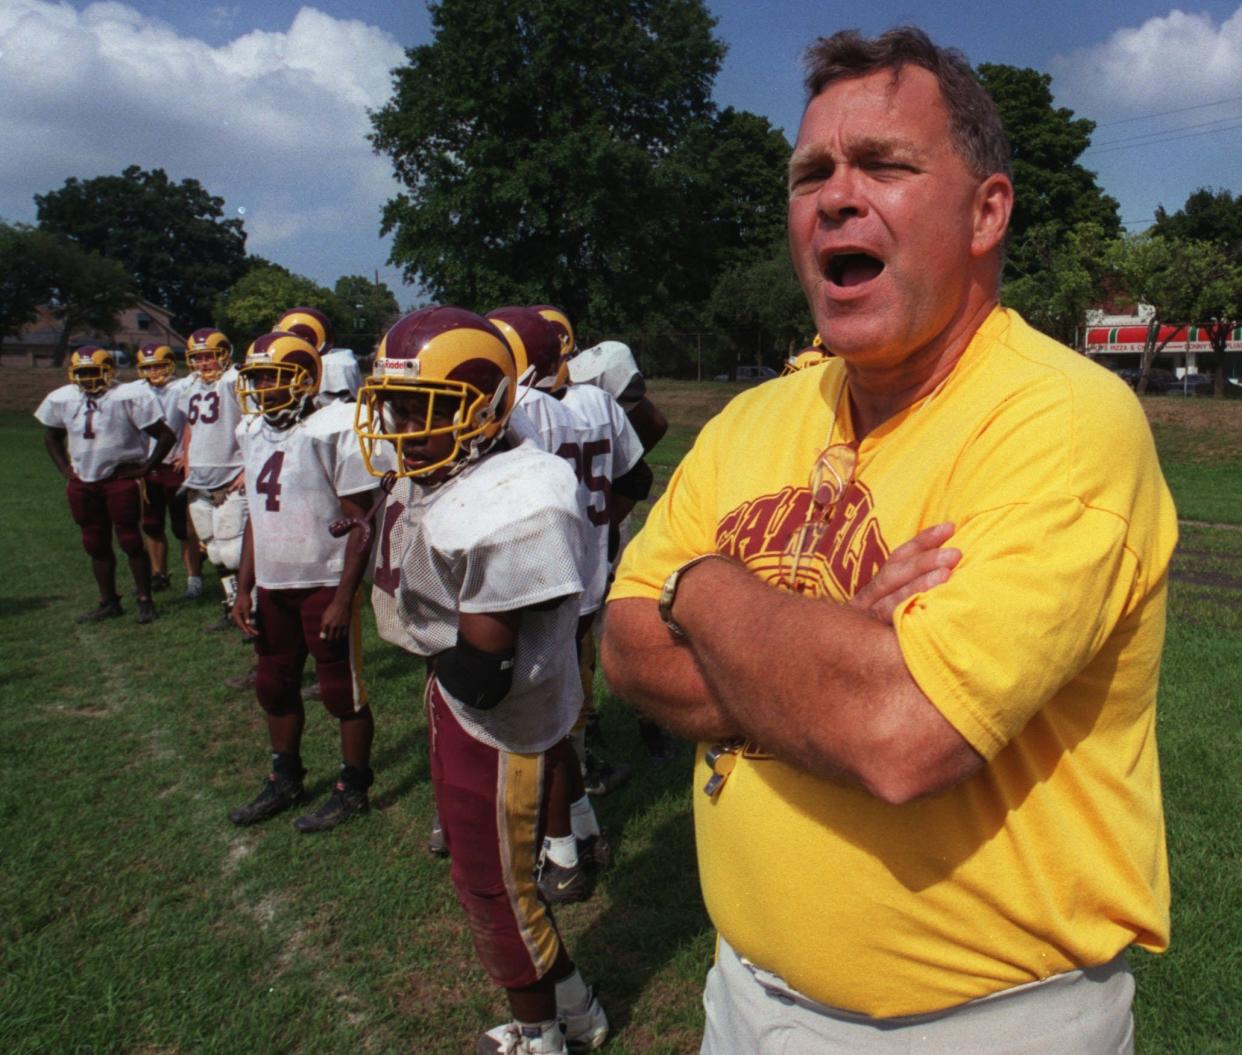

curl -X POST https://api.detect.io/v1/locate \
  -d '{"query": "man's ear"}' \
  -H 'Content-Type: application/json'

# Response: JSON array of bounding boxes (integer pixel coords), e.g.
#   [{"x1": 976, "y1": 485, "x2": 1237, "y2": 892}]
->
[{"x1": 971, "y1": 173, "x2": 1013, "y2": 258}]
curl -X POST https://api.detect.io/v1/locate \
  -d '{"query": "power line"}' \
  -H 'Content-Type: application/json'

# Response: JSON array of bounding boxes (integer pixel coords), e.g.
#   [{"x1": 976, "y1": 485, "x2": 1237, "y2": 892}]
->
[
  {"x1": 1084, "y1": 118, "x2": 1242, "y2": 156},
  {"x1": 1089, "y1": 111, "x2": 1242, "y2": 150},
  {"x1": 1092, "y1": 92, "x2": 1242, "y2": 128}
]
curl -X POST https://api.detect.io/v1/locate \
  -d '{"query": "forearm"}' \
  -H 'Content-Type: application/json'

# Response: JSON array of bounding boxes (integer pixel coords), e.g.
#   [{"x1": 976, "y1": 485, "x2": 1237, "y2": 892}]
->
[
  {"x1": 599, "y1": 598, "x2": 741, "y2": 741},
  {"x1": 332, "y1": 491, "x2": 376, "y2": 604},
  {"x1": 44, "y1": 430, "x2": 72, "y2": 478},
  {"x1": 671, "y1": 558, "x2": 981, "y2": 802},
  {"x1": 237, "y1": 522, "x2": 256, "y2": 595}
]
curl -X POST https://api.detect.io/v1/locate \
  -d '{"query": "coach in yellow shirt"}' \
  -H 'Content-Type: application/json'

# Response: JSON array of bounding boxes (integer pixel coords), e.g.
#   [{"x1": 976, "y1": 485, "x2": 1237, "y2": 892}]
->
[{"x1": 603, "y1": 25, "x2": 1175, "y2": 1055}]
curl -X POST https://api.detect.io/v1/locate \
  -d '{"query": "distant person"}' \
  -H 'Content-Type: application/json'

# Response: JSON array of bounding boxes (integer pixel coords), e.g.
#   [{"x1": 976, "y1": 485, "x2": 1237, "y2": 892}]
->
[
  {"x1": 131, "y1": 342, "x2": 203, "y2": 597},
  {"x1": 272, "y1": 306, "x2": 363, "y2": 405},
  {"x1": 181, "y1": 327, "x2": 247, "y2": 631},
  {"x1": 228, "y1": 331, "x2": 382, "y2": 832},
  {"x1": 35, "y1": 347, "x2": 176, "y2": 624},
  {"x1": 603, "y1": 26, "x2": 1176, "y2": 1053}
]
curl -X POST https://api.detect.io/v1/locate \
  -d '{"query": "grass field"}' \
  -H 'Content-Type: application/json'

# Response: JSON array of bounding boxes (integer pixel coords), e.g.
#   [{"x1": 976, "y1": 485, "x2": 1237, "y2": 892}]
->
[{"x1": 2, "y1": 370, "x2": 1240, "y2": 1053}]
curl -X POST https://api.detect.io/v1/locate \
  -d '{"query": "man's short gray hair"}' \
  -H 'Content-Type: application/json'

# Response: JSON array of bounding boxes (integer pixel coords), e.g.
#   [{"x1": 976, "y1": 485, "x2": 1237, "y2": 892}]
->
[{"x1": 803, "y1": 26, "x2": 1012, "y2": 182}]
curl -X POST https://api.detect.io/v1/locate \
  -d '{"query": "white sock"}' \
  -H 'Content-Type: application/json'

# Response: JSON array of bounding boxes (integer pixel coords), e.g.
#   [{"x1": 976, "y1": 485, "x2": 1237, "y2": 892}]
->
[
  {"x1": 555, "y1": 969, "x2": 591, "y2": 1012},
  {"x1": 544, "y1": 834, "x2": 578, "y2": 868},
  {"x1": 569, "y1": 796, "x2": 600, "y2": 841},
  {"x1": 187, "y1": 575, "x2": 203, "y2": 589}
]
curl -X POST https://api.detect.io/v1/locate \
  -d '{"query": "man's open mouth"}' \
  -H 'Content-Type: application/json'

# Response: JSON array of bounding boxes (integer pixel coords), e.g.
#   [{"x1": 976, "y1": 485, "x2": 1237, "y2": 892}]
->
[{"x1": 826, "y1": 252, "x2": 885, "y2": 288}]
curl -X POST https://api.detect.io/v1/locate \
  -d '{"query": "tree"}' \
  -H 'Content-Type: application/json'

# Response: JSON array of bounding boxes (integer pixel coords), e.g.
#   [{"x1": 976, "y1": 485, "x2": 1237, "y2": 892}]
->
[
  {"x1": 707, "y1": 241, "x2": 813, "y2": 374},
  {"x1": 0, "y1": 222, "x2": 56, "y2": 349},
  {"x1": 215, "y1": 265, "x2": 340, "y2": 352},
  {"x1": 1154, "y1": 187, "x2": 1242, "y2": 254},
  {"x1": 35, "y1": 166, "x2": 248, "y2": 330},
  {"x1": 975, "y1": 65, "x2": 1120, "y2": 283},
  {"x1": 1001, "y1": 222, "x2": 1116, "y2": 347},
  {"x1": 334, "y1": 275, "x2": 401, "y2": 347},
  {"x1": 40, "y1": 239, "x2": 140, "y2": 365},
  {"x1": 370, "y1": 0, "x2": 735, "y2": 330}
]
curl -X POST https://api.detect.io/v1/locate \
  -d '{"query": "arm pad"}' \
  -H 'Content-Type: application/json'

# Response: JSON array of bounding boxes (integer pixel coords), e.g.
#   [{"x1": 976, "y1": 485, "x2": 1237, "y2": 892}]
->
[
  {"x1": 435, "y1": 633, "x2": 516, "y2": 710},
  {"x1": 613, "y1": 458, "x2": 653, "y2": 502}
]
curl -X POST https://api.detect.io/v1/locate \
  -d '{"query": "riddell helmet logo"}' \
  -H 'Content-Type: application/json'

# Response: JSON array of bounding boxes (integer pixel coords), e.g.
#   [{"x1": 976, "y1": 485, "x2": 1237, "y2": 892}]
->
[
  {"x1": 377, "y1": 357, "x2": 420, "y2": 378},
  {"x1": 715, "y1": 480, "x2": 890, "y2": 598}
]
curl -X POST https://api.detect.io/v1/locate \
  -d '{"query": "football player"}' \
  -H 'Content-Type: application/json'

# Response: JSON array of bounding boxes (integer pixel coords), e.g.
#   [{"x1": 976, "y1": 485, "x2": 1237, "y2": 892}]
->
[
  {"x1": 132, "y1": 342, "x2": 203, "y2": 597},
  {"x1": 35, "y1": 347, "x2": 176, "y2": 624},
  {"x1": 180, "y1": 328, "x2": 247, "y2": 630},
  {"x1": 486, "y1": 307, "x2": 618, "y2": 905},
  {"x1": 360, "y1": 307, "x2": 607, "y2": 1055},
  {"x1": 227, "y1": 331, "x2": 384, "y2": 832},
  {"x1": 558, "y1": 324, "x2": 678, "y2": 763},
  {"x1": 272, "y1": 305, "x2": 363, "y2": 406}
]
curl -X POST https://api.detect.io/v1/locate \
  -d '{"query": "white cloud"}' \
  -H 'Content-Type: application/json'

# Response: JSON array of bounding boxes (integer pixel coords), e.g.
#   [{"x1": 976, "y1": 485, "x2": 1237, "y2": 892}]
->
[
  {"x1": 0, "y1": 1, "x2": 408, "y2": 286},
  {"x1": 1050, "y1": 7, "x2": 1242, "y2": 117}
]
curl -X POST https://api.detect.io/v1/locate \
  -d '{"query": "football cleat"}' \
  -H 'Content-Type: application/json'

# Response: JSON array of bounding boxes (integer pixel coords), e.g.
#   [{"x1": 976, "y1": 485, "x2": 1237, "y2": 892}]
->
[
  {"x1": 537, "y1": 854, "x2": 593, "y2": 906},
  {"x1": 183, "y1": 578, "x2": 204, "y2": 601},
  {"x1": 203, "y1": 608, "x2": 234, "y2": 633},
  {"x1": 237, "y1": 330, "x2": 322, "y2": 425},
  {"x1": 274, "y1": 305, "x2": 334, "y2": 355},
  {"x1": 68, "y1": 347, "x2": 116, "y2": 395},
  {"x1": 357, "y1": 306, "x2": 517, "y2": 480},
  {"x1": 582, "y1": 751, "x2": 631, "y2": 797},
  {"x1": 135, "y1": 343, "x2": 177, "y2": 386},
  {"x1": 136, "y1": 598, "x2": 157, "y2": 625},
  {"x1": 577, "y1": 830, "x2": 613, "y2": 872},
  {"x1": 186, "y1": 328, "x2": 233, "y2": 382},
  {"x1": 427, "y1": 814, "x2": 449, "y2": 857},
  {"x1": 223, "y1": 665, "x2": 258, "y2": 691},
  {"x1": 477, "y1": 1020, "x2": 567, "y2": 1054},
  {"x1": 76, "y1": 595, "x2": 123, "y2": 623},
  {"x1": 228, "y1": 772, "x2": 306, "y2": 826},
  {"x1": 560, "y1": 989, "x2": 609, "y2": 1053},
  {"x1": 487, "y1": 306, "x2": 568, "y2": 392},
  {"x1": 293, "y1": 781, "x2": 369, "y2": 833},
  {"x1": 149, "y1": 573, "x2": 171, "y2": 593}
]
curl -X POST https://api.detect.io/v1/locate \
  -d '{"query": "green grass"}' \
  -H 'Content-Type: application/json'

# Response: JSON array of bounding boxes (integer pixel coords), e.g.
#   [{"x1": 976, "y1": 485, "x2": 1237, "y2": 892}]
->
[{"x1": 2, "y1": 382, "x2": 1240, "y2": 1053}]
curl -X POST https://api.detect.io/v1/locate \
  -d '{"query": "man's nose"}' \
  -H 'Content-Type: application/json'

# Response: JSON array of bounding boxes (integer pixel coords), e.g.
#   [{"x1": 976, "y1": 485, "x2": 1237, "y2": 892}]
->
[{"x1": 817, "y1": 167, "x2": 866, "y2": 221}]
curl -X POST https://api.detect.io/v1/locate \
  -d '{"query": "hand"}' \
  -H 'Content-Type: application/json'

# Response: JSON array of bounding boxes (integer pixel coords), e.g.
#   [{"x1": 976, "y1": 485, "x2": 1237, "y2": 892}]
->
[
  {"x1": 319, "y1": 595, "x2": 351, "y2": 641},
  {"x1": 172, "y1": 452, "x2": 188, "y2": 475},
  {"x1": 111, "y1": 461, "x2": 146, "y2": 480},
  {"x1": 227, "y1": 470, "x2": 246, "y2": 493},
  {"x1": 848, "y1": 522, "x2": 960, "y2": 625},
  {"x1": 231, "y1": 593, "x2": 257, "y2": 637}
]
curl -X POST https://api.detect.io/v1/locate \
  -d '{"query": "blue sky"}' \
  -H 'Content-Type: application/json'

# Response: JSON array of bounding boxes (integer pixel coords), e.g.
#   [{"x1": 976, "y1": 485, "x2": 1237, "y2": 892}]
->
[{"x1": 2, "y1": 1, "x2": 1240, "y2": 308}]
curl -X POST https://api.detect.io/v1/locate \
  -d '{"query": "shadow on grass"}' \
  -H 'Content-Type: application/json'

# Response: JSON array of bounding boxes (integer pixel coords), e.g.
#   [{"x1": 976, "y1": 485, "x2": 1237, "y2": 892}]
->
[{"x1": 0, "y1": 594, "x2": 66, "y2": 620}]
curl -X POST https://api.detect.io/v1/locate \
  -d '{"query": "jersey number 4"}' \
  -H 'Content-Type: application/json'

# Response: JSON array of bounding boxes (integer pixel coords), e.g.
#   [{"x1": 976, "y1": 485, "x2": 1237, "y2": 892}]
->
[{"x1": 255, "y1": 452, "x2": 285, "y2": 512}]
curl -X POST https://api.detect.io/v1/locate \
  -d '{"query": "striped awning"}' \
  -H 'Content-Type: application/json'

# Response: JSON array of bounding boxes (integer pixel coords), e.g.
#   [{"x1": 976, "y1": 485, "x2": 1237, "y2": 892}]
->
[{"x1": 1084, "y1": 324, "x2": 1242, "y2": 353}]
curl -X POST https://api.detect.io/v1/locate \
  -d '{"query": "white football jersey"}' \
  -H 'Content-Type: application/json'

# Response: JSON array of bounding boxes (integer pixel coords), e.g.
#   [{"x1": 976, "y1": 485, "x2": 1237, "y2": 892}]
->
[
  {"x1": 133, "y1": 376, "x2": 191, "y2": 463},
  {"x1": 34, "y1": 383, "x2": 162, "y2": 483},
  {"x1": 318, "y1": 349, "x2": 363, "y2": 400},
  {"x1": 370, "y1": 444, "x2": 585, "y2": 754},
  {"x1": 559, "y1": 383, "x2": 644, "y2": 614},
  {"x1": 568, "y1": 340, "x2": 646, "y2": 410},
  {"x1": 181, "y1": 367, "x2": 243, "y2": 490},
  {"x1": 236, "y1": 401, "x2": 380, "y2": 590}
]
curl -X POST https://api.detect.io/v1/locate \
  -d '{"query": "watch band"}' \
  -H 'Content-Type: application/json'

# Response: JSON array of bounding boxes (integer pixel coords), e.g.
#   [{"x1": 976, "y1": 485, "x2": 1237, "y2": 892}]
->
[{"x1": 658, "y1": 553, "x2": 727, "y2": 638}]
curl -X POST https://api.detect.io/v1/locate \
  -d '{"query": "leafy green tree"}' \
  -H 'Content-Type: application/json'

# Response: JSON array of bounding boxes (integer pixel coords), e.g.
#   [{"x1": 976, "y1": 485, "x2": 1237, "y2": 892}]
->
[
  {"x1": 215, "y1": 265, "x2": 340, "y2": 352},
  {"x1": 976, "y1": 65, "x2": 1120, "y2": 282},
  {"x1": 334, "y1": 275, "x2": 401, "y2": 346},
  {"x1": 1001, "y1": 222, "x2": 1116, "y2": 346},
  {"x1": 369, "y1": 0, "x2": 732, "y2": 330},
  {"x1": 35, "y1": 166, "x2": 248, "y2": 330},
  {"x1": 707, "y1": 241, "x2": 813, "y2": 374},
  {"x1": 0, "y1": 222, "x2": 56, "y2": 350},
  {"x1": 1154, "y1": 187, "x2": 1242, "y2": 255},
  {"x1": 40, "y1": 238, "x2": 140, "y2": 365}
]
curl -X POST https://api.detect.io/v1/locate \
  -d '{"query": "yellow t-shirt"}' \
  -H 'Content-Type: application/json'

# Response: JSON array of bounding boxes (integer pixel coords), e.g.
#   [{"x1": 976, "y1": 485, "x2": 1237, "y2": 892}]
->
[{"x1": 610, "y1": 308, "x2": 1177, "y2": 1017}]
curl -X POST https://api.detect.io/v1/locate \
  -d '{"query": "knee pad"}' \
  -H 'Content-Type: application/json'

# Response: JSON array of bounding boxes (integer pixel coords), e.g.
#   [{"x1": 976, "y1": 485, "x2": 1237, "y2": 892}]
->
[{"x1": 114, "y1": 521, "x2": 146, "y2": 558}]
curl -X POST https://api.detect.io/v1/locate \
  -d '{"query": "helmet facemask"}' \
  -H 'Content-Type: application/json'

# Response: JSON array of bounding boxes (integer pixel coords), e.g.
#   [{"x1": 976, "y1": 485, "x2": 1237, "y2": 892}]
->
[
  {"x1": 238, "y1": 362, "x2": 315, "y2": 428},
  {"x1": 189, "y1": 348, "x2": 230, "y2": 383},
  {"x1": 68, "y1": 350, "x2": 115, "y2": 395}
]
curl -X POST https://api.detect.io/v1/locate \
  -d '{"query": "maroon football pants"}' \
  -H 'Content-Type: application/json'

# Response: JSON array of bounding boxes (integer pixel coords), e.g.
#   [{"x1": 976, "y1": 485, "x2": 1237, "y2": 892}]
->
[
  {"x1": 142, "y1": 465, "x2": 188, "y2": 541},
  {"x1": 254, "y1": 586, "x2": 366, "y2": 719},
  {"x1": 66, "y1": 477, "x2": 145, "y2": 560}
]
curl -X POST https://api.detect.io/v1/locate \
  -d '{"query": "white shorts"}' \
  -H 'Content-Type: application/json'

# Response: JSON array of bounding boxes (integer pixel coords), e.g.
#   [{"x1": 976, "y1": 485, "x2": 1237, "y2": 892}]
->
[
  {"x1": 701, "y1": 936, "x2": 1134, "y2": 1055},
  {"x1": 188, "y1": 484, "x2": 248, "y2": 570}
]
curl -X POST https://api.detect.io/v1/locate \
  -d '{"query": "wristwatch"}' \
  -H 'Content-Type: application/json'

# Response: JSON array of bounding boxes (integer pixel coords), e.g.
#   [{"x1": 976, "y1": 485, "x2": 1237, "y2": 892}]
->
[{"x1": 658, "y1": 553, "x2": 726, "y2": 638}]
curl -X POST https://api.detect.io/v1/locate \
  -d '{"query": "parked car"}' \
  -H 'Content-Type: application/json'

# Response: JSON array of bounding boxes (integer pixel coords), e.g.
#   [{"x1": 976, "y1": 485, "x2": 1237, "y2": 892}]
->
[
  {"x1": 714, "y1": 364, "x2": 779, "y2": 382},
  {"x1": 1113, "y1": 367, "x2": 1172, "y2": 394},
  {"x1": 1168, "y1": 373, "x2": 1215, "y2": 396}
]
